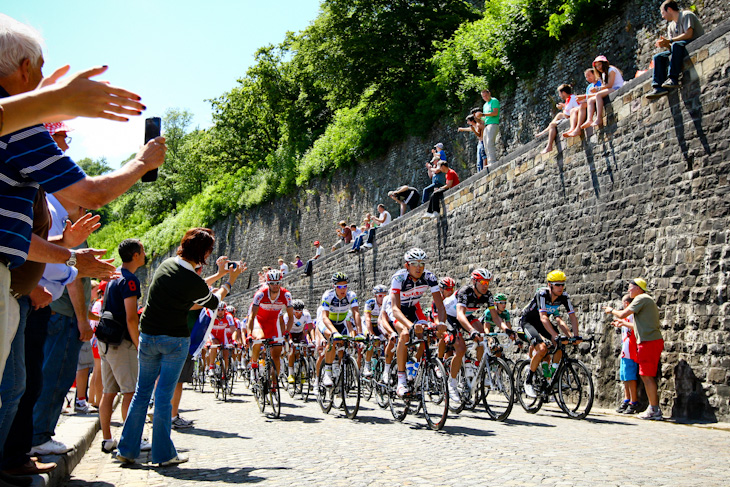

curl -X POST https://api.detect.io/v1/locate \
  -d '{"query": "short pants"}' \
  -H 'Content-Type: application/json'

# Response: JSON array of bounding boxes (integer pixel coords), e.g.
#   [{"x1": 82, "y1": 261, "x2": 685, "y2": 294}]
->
[
  {"x1": 619, "y1": 357, "x2": 639, "y2": 381},
  {"x1": 637, "y1": 339, "x2": 664, "y2": 377}
]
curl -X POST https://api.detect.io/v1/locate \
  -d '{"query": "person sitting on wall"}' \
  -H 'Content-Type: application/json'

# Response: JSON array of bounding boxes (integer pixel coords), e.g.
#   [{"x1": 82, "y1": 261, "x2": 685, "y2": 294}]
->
[
  {"x1": 580, "y1": 56, "x2": 624, "y2": 129},
  {"x1": 422, "y1": 161, "x2": 460, "y2": 219},
  {"x1": 536, "y1": 84, "x2": 579, "y2": 154},
  {"x1": 388, "y1": 185, "x2": 420, "y2": 217},
  {"x1": 646, "y1": 0, "x2": 704, "y2": 99},
  {"x1": 563, "y1": 68, "x2": 602, "y2": 138}
]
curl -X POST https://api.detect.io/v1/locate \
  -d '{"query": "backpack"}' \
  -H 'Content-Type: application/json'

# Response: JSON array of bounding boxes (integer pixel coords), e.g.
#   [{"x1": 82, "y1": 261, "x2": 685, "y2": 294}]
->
[{"x1": 94, "y1": 278, "x2": 127, "y2": 348}]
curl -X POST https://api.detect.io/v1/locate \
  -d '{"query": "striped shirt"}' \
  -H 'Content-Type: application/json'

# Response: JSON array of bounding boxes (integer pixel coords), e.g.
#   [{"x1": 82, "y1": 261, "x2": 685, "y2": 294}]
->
[{"x1": 0, "y1": 87, "x2": 86, "y2": 269}]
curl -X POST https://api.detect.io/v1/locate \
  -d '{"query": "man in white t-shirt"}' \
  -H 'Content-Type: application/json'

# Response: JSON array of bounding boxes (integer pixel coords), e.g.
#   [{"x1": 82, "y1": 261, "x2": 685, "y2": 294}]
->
[
  {"x1": 364, "y1": 204, "x2": 391, "y2": 249},
  {"x1": 278, "y1": 258, "x2": 289, "y2": 276}
]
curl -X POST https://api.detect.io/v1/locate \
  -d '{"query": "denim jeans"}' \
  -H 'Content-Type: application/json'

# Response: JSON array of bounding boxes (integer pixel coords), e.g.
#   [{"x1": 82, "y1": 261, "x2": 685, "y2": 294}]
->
[
  {"x1": 0, "y1": 296, "x2": 30, "y2": 459},
  {"x1": 31, "y1": 312, "x2": 83, "y2": 446},
  {"x1": 351, "y1": 234, "x2": 366, "y2": 251},
  {"x1": 118, "y1": 333, "x2": 189, "y2": 464},
  {"x1": 652, "y1": 41, "x2": 688, "y2": 87},
  {"x1": 2, "y1": 306, "x2": 50, "y2": 469},
  {"x1": 476, "y1": 140, "x2": 487, "y2": 172}
]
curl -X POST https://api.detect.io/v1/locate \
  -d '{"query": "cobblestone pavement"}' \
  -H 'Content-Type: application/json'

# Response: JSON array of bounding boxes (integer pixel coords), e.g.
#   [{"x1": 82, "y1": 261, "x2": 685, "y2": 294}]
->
[{"x1": 66, "y1": 376, "x2": 730, "y2": 487}]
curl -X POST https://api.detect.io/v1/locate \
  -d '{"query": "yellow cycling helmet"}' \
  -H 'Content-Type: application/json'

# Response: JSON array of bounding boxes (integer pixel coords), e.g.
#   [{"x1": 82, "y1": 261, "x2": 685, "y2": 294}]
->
[{"x1": 546, "y1": 270, "x2": 566, "y2": 282}]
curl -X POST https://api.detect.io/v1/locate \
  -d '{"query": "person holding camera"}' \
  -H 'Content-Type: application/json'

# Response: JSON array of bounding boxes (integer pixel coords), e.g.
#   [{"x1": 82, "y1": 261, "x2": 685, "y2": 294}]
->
[
  {"x1": 98, "y1": 239, "x2": 147, "y2": 455},
  {"x1": 422, "y1": 144, "x2": 447, "y2": 205}
]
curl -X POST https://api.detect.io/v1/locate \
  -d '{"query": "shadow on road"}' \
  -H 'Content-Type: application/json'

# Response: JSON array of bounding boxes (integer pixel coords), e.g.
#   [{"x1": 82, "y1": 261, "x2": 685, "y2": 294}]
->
[
  {"x1": 157, "y1": 466, "x2": 288, "y2": 483},
  {"x1": 175, "y1": 427, "x2": 250, "y2": 439},
  {"x1": 274, "y1": 413, "x2": 323, "y2": 424}
]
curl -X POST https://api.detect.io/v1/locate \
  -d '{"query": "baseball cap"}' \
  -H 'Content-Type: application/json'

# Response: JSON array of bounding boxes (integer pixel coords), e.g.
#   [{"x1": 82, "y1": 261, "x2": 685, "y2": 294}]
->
[
  {"x1": 629, "y1": 278, "x2": 648, "y2": 292},
  {"x1": 98, "y1": 280, "x2": 108, "y2": 293},
  {"x1": 434, "y1": 143, "x2": 444, "y2": 149},
  {"x1": 592, "y1": 55, "x2": 608, "y2": 66},
  {"x1": 313, "y1": 240, "x2": 320, "y2": 246}
]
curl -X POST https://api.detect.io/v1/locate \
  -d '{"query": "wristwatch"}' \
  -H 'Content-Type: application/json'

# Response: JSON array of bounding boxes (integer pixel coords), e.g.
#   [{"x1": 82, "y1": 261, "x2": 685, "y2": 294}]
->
[{"x1": 65, "y1": 250, "x2": 77, "y2": 267}]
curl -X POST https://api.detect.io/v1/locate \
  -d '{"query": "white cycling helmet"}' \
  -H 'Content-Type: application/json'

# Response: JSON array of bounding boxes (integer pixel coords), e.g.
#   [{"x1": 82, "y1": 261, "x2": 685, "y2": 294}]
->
[
  {"x1": 471, "y1": 268, "x2": 493, "y2": 281},
  {"x1": 266, "y1": 269, "x2": 283, "y2": 282},
  {"x1": 404, "y1": 247, "x2": 428, "y2": 262}
]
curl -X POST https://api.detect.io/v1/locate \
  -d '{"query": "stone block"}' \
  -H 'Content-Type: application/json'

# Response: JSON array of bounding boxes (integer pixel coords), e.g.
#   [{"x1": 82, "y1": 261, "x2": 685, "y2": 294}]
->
[{"x1": 707, "y1": 367, "x2": 727, "y2": 383}]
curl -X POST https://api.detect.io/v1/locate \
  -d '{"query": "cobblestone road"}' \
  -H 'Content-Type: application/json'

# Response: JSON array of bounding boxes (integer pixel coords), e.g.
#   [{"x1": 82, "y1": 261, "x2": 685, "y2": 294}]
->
[{"x1": 66, "y1": 375, "x2": 730, "y2": 487}]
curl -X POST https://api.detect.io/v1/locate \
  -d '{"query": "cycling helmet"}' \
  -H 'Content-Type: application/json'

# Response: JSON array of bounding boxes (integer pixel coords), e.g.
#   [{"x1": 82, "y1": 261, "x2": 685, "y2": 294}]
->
[
  {"x1": 226, "y1": 305, "x2": 236, "y2": 313},
  {"x1": 494, "y1": 293, "x2": 507, "y2": 302},
  {"x1": 372, "y1": 284, "x2": 388, "y2": 294},
  {"x1": 547, "y1": 269, "x2": 566, "y2": 282},
  {"x1": 331, "y1": 271, "x2": 349, "y2": 284},
  {"x1": 292, "y1": 299, "x2": 305, "y2": 311},
  {"x1": 404, "y1": 247, "x2": 428, "y2": 262},
  {"x1": 266, "y1": 269, "x2": 283, "y2": 282},
  {"x1": 218, "y1": 301, "x2": 227, "y2": 310},
  {"x1": 471, "y1": 268, "x2": 493, "y2": 281},
  {"x1": 439, "y1": 277, "x2": 456, "y2": 288}
]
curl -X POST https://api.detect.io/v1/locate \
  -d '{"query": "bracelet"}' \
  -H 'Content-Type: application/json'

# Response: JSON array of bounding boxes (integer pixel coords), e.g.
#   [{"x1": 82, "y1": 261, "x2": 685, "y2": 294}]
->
[
  {"x1": 0, "y1": 104, "x2": 4, "y2": 135},
  {"x1": 222, "y1": 281, "x2": 232, "y2": 291}
]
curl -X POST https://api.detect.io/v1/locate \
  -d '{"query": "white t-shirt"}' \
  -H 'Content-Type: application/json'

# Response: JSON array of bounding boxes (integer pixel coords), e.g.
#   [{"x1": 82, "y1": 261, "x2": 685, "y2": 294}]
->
[
  {"x1": 378, "y1": 210, "x2": 392, "y2": 227},
  {"x1": 280, "y1": 263, "x2": 289, "y2": 275},
  {"x1": 562, "y1": 94, "x2": 580, "y2": 115},
  {"x1": 314, "y1": 246, "x2": 323, "y2": 258}
]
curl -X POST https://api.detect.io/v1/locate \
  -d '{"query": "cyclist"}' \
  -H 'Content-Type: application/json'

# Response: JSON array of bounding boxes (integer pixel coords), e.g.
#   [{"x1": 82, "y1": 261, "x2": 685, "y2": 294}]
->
[
  {"x1": 389, "y1": 248, "x2": 446, "y2": 397},
  {"x1": 226, "y1": 305, "x2": 243, "y2": 364},
  {"x1": 362, "y1": 285, "x2": 388, "y2": 377},
  {"x1": 206, "y1": 302, "x2": 236, "y2": 377},
  {"x1": 249, "y1": 269, "x2": 294, "y2": 382},
  {"x1": 444, "y1": 269, "x2": 513, "y2": 401},
  {"x1": 520, "y1": 269, "x2": 581, "y2": 397},
  {"x1": 284, "y1": 299, "x2": 314, "y2": 383},
  {"x1": 434, "y1": 277, "x2": 456, "y2": 361},
  {"x1": 482, "y1": 293, "x2": 512, "y2": 332},
  {"x1": 316, "y1": 272, "x2": 362, "y2": 387}
]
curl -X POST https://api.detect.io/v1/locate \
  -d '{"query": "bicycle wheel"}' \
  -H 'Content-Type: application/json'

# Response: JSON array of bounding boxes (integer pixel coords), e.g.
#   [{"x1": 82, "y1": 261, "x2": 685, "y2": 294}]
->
[
  {"x1": 514, "y1": 360, "x2": 543, "y2": 414},
  {"x1": 299, "y1": 358, "x2": 311, "y2": 402},
  {"x1": 556, "y1": 360, "x2": 594, "y2": 419},
  {"x1": 373, "y1": 360, "x2": 388, "y2": 409},
  {"x1": 361, "y1": 360, "x2": 374, "y2": 402},
  {"x1": 317, "y1": 361, "x2": 334, "y2": 414},
  {"x1": 221, "y1": 372, "x2": 228, "y2": 402},
  {"x1": 341, "y1": 355, "x2": 361, "y2": 419},
  {"x1": 268, "y1": 361, "x2": 281, "y2": 419},
  {"x1": 292, "y1": 359, "x2": 303, "y2": 398},
  {"x1": 481, "y1": 357, "x2": 514, "y2": 421},
  {"x1": 421, "y1": 358, "x2": 449, "y2": 430},
  {"x1": 444, "y1": 358, "x2": 466, "y2": 413},
  {"x1": 388, "y1": 366, "x2": 408, "y2": 422},
  {"x1": 253, "y1": 370, "x2": 266, "y2": 413}
]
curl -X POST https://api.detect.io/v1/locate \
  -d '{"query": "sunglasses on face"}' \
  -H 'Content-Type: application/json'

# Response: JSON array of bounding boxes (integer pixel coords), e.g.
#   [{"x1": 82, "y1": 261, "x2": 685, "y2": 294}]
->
[
  {"x1": 408, "y1": 261, "x2": 426, "y2": 268},
  {"x1": 269, "y1": 281, "x2": 281, "y2": 286},
  {"x1": 552, "y1": 283, "x2": 565, "y2": 288},
  {"x1": 335, "y1": 284, "x2": 348, "y2": 289},
  {"x1": 375, "y1": 293, "x2": 387, "y2": 297},
  {"x1": 475, "y1": 279, "x2": 490, "y2": 286}
]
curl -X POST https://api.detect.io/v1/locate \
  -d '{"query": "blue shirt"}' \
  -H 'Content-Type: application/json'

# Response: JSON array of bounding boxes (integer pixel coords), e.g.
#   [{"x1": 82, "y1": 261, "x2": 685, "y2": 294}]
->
[
  {"x1": 37, "y1": 194, "x2": 78, "y2": 300},
  {"x1": 0, "y1": 87, "x2": 86, "y2": 269}
]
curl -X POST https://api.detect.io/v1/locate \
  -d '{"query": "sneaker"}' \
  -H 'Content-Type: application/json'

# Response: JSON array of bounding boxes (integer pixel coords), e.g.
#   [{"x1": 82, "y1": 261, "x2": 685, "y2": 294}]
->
[
  {"x1": 646, "y1": 87, "x2": 668, "y2": 100},
  {"x1": 428, "y1": 212, "x2": 439, "y2": 219},
  {"x1": 363, "y1": 243, "x2": 373, "y2": 248},
  {"x1": 172, "y1": 416, "x2": 194, "y2": 429},
  {"x1": 206, "y1": 368, "x2": 214, "y2": 377},
  {"x1": 322, "y1": 373, "x2": 334, "y2": 388},
  {"x1": 421, "y1": 213, "x2": 433, "y2": 220},
  {"x1": 362, "y1": 368, "x2": 373, "y2": 378},
  {"x1": 616, "y1": 401, "x2": 629, "y2": 413},
  {"x1": 661, "y1": 78, "x2": 679, "y2": 90},
  {"x1": 638, "y1": 407, "x2": 663, "y2": 421},
  {"x1": 523, "y1": 380, "x2": 537, "y2": 398},
  {"x1": 114, "y1": 453, "x2": 135, "y2": 464},
  {"x1": 396, "y1": 383, "x2": 409, "y2": 397},
  {"x1": 158, "y1": 454, "x2": 188, "y2": 467},
  {"x1": 75, "y1": 399, "x2": 97, "y2": 414},
  {"x1": 448, "y1": 381, "x2": 460, "y2": 402},
  {"x1": 287, "y1": 374, "x2": 295, "y2": 384},
  {"x1": 30, "y1": 439, "x2": 72, "y2": 456},
  {"x1": 139, "y1": 438, "x2": 152, "y2": 451},
  {"x1": 623, "y1": 402, "x2": 640, "y2": 414},
  {"x1": 101, "y1": 438, "x2": 118, "y2": 454}
]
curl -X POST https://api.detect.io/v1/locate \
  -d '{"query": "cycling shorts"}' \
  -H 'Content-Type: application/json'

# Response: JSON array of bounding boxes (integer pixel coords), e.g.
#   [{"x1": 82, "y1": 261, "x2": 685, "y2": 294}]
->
[
  {"x1": 253, "y1": 316, "x2": 284, "y2": 341},
  {"x1": 290, "y1": 331, "x2": 307, "y2": 343},
  {"x1": 520, "y1": 316, "x2": 548, "y2": 346}
]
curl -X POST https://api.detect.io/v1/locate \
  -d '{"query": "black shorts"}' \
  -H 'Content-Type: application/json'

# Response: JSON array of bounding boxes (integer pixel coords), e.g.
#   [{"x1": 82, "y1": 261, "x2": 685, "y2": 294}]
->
[
  {"x1": 290, "y1": 331, "x2": 306, "y2": 343},
  {"x1": 520, "y1": 316, "x2": 548, "y2": 346},
  {"x1": 178, "y1": 354, "x2": 194, "y2": 383},
  {"x1": 404, "y1": 189, "x2": 420, "y2": 210}
]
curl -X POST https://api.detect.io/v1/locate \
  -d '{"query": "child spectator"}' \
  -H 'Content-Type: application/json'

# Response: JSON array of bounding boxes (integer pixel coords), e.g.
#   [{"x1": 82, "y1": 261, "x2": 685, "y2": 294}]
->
[
  {"x1": 457, "y1": 110, "x2": 486, "y2": 171},
  {"x1": 291, "y1": 255, "x2": 303, "y2": 268},
  {"x1": 536, "y1": 84, "x2": 579, "y2": 154},
  {"x1": 611, "y1": 294, "x2": 640, "y2": 414},
  {"x1": 580, "y1": 56, "x2": 624, "y2": 129},
  {"x1": 564, "y1": 68, "x2": 602, "y2": 138}
]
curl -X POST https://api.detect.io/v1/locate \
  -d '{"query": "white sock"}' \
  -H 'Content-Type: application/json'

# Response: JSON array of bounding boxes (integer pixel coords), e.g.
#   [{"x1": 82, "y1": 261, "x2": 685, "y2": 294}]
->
[
  {"x1": 288, "y1": 366, "x2": 294, "y2": 375},
  {"x1": 384, "y1": 364, "x2": 391, "y2": 376},
  {"x1": 397, "y1": 371, "x2": 406, "y2": 386}
]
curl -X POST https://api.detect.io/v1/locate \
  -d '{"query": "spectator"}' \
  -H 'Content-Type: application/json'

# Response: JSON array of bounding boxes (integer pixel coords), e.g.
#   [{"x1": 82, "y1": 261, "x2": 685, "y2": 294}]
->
[
  {"x1": 563, "y1": 68, "x2": 602, "y2": 138},
  {"x1": 422, "y1": 155, "x2": 446, "y2": 205},
  {"x1": 457, "y1": 110, "x2": 486, "y2": 171},
  {"x1": 611, "y1": 294, "x2": 640, "y2": 415},
  {"x1": 278, "y1": 258, "x2": 289, "y2": 276},
  {"x1": 348, "y1": 225, "x2": 369, "y2": 254},
  {"x1": 331, "y1": 221, "x2": 352, "y2": 251},
  {"x1": 423, "y1": 161, "x2": 460, "y2": 219},
  {"x1": 646, "y1": 0, "x2": 704, "y2": 99},
  {"x1": 116, "y1": 228, "x2": 243, "y2": 466},
  {"x1": 88, "y1": 280, "x2": 105, "y2": 408},
  {"x1": 0, "y1": 16, "x2": 165, "y2": 386},
  {"x1": 291, "y1": 255, "x2": 303, "y2": 269},
  {"x1": 257, "y1": 266, "x2": 269, "y2": 285},
  {"x1": 304, "y1": 241, "x2": 323, "y2": 276},
  {"x1": 604, "y1": 278, "x2": 664, "y2": 420},
  {"x1": 388, "y1": 185, "x2": 420, "y2": 217},
  {"x1": 98, "y1": 239, "x2": 146, "y2": 455},
  {"x1": 536, "y1": 84, "x2": 579, "y2": 154},
  {"x1": 73, "y1": 278, "x2": 100, "y2": 414},
  {"x1": 481, "y1": 88, "x2": 500, "y2": 167},
  {"x1": 362, "y1": 205, "x2": 391, "y2": 251},
  {"x1": 580, "y1": 56, "x2": 624, "y2": 129}
]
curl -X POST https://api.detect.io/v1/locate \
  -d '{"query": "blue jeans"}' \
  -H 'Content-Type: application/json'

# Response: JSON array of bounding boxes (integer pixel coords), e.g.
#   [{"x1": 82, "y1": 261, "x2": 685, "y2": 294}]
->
[
  {"x1": 351, "y1": 234, "x2": 366, "y2": 251},
  {"x1": 652, "y1": 41, "x2": 688, "y2": 87},
  {"x1": 0, "y1": 296, "x2": 30, "y2": 458},
  {"x1": 476, "y1": 141, "x2": 486, "y2": 172},
  {"x1": 118, "y1": 333, "x2": 189, "y2": 464},
  {"x1": 32, "y1": 312, "x2": 83, "y2": 446}
]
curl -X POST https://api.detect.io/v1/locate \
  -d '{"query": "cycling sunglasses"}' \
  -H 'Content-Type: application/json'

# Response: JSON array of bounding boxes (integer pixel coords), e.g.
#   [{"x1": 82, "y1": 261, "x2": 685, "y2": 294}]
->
[{"x1": 335, "y1": 284, "x2": 348, "y2": 289}]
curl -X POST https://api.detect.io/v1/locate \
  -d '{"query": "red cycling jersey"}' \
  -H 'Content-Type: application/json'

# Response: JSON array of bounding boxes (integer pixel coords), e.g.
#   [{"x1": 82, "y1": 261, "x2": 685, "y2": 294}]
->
[{"x1": 252, "y1": 286, "x2": 293, "y2": 339}]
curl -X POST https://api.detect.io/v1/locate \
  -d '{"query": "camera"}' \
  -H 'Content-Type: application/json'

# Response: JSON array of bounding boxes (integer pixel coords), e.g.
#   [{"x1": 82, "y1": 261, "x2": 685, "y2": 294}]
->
[{"x1": 226, "y1": 262, "x2": 238, "y2": 270}]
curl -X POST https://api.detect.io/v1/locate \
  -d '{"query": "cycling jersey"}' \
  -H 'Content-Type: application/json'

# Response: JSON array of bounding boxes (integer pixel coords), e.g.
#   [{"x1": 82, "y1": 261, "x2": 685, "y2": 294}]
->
[
  {"x1": 283, "y1": 310, "x2": 313, "y2": 334},
  {"x1": 364, "y1": 298, "x2": 381, "y2": 325},
  {"x1": 388, "y1": 268, "x2": 439, "y2": 322},
  {"x1": 521, "y1": 287, "x2": 575, "y2": 326},
  {"x1": 443, "y1": 285, "x2": 494, "y2": 330},
  {"x1": 207, "y1": 310, "x2": 235, "y2": 345},
  {"x1": 315, "y1": 306, "x2": 349, "y2": 335},
  {"x1": 483, "y1": 308, "x2": 511, "y2": 332},
  {"x1": 252, "y1": 286, "x2": 293, "y2": 339},
  {"x1": 381, "y1": 293, "x2": 428, "y2": 325},
  {"x1": 320, "y1": 288, "x2": 359, "y2": 323}
]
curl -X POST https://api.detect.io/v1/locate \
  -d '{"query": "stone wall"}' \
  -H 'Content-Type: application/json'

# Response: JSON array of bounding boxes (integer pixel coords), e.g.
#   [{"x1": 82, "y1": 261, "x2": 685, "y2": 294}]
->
[{"x1": 219, "y1": 22, "x2": 729, "y2": 421}]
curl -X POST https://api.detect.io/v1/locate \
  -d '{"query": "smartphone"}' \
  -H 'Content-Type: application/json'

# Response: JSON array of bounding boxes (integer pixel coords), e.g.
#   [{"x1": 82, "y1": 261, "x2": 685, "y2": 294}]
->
[
  {"x1": 141, "y1": 117, "x2": 162, "y2": 182},
  {"x1": 226, "y1": 262, "x2": 238, "y2": 270}
]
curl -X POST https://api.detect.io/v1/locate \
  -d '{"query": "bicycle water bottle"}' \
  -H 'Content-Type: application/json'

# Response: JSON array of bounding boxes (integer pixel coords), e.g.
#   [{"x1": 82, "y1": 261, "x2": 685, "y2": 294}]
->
[
  {"x1": 259, "y1": 359, "x2": 266, "y2": 368},
  {"x1": 406, "y1": 360, "x2": 415, "y2": 380},
  {"x1": 412, "y1": 362, "x2": 420, "y2": 378},
  {"x1": 333, "y1": 363, "x2": 341, "y2": 379},
  {"x1": 541, "y1": 363, "x2": 552, "y2": 378},
  {"x1": 465, "y1": 361, "x2": 476, "y2": 380}
]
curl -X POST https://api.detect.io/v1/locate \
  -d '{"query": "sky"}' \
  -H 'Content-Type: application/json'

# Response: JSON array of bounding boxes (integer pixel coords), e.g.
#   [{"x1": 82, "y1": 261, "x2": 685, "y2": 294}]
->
[{"x1": 4, "y1": 0, "x2": 322, "y2": 167}]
